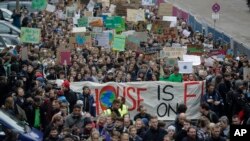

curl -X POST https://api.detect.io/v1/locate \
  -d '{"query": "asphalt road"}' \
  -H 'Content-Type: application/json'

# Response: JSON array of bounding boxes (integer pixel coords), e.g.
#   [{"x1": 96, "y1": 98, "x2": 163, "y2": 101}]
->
[{"x1": 168, "y1": 0, "x2": 250, "y2": 48}]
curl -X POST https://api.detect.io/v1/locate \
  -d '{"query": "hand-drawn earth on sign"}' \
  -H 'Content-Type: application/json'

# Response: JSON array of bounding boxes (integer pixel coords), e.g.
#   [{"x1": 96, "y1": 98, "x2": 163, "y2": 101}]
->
[{"x1": 100, "y1": 86, "x2": 116, "y2": 110}]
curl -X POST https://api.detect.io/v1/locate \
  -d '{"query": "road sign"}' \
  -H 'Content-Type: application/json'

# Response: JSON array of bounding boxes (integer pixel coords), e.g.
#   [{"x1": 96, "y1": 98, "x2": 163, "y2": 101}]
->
[
  {"x1": 212, "y1": 13, "x2": 220, "y2": 20},
  {"x1": 212, "y1": 3, "x2": 220, "y2": 13}
]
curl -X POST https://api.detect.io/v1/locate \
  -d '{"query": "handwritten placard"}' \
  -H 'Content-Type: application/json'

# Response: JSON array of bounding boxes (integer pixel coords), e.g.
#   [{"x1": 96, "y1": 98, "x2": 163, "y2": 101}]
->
[
  {"x1": 46, "y1": 4, "x2": 56, "y2": 12},
  {"x1": 78, "y1": 17, "x2": 89, "y2": 27},
  {"x1": 127, "y1": 9, "x2": 145, "y2": 22},
  {"x1": 69, "y1": 32, "x2": 92, "y2": 48},
  {"x1": 112, "y1": 35, "x2": 126, "y2": 51},
  {"x1": 158, "y1": 3, "x2": 173, "y2": 16},
  {"x1": 32, "y1": 0, "x2": 47, "y2": 10},
  {"x1": 88, "y1": 17, "x2": 103, "y2": 27},
  {"x1": 21, "y1": 27, "x2": 41, "y2": 44}
]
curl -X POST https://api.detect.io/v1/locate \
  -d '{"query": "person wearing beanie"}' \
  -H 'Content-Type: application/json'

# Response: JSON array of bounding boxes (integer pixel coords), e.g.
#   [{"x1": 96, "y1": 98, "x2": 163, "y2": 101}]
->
[{"x1": 61, "y1": 80, "x2": 77, "y2": 113}]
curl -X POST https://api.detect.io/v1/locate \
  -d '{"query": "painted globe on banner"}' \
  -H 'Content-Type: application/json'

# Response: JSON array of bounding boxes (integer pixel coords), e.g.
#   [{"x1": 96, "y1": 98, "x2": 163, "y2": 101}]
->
[{"x1": 100, "y1": 86, "x2": 116, "y2": 110}]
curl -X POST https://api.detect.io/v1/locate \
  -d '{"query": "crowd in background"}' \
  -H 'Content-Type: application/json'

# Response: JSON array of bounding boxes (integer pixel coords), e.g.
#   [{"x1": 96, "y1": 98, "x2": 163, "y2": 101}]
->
[{"x1": 0, "y1": 0, "x2": 250, "y2": 141}]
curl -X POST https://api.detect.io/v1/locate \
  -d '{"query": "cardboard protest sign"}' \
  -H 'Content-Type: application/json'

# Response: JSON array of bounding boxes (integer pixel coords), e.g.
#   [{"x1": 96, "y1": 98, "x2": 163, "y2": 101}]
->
[
  {"x1": 112, "y1": 35, "x2": 126, "y2": 51},
  {"x1": 160, "y1": 47, "x2": 187, "y2": 59},
  {"x1": 187, "y1": 44, "x2": 204, "y2": 56},
  {"x1": 178, "y1": 61, "x2": 193, "y2": 74},
  {"x1": 183, "y1": 55, "x2": 201, "y2": 66},
  {"x1": 142, "y1": 0, "x2": 155, "y2": 5},
  {"x1": 84, "y1": 11, "x2": 93, "y2": 17},
  {"x1": 69, "y1": 32, "x2": 92, "y2": 48},
  {"x1": 88, "y1": 17, "x2": 103, "y2": 27},
  {"x1": 151, "y1": 21, "x2": 170, "y2": 34},
  {"x1": 46, "y1": 4, "x2": 56, "y2": 12},
  {"x1": 78, "y1": 17, "x2": 89, "y2": 27},
  {"x1": 32, "y1": 0, "x2": 47, "y2": 10},
  {"x1": 154, "y1": 27, "x2": 178, "y2": 43},
  {"x1": 158, "y1": 3, "x2": 173, "y2": 16},
  {"x1": 21, "y1": 27, "x2": 41, "y2": 44},
  {"x1": 127, "y1": 9, "x2": 145, "y2": 22},
  {"x1": 96, "y1": 32, "x2": 110, "y2": 48}
]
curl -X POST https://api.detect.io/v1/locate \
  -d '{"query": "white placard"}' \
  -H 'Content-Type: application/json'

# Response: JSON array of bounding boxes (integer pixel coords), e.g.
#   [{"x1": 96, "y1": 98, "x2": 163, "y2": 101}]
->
[
  {"x1": 178, "y1": 61, "x2": 193, "y2": 74},
  {"x1": 46, "y1": 4, "x2": 56, "y2": 12},
  {"x1": 163, "y1": 16, "x2": 177, "y2": 22},
  {"x1": 183, "y1": 55, "x2": 201, "y2": 66},
  {"x1": 72, "y1": 27, "x2": 87, "y2": 33}
]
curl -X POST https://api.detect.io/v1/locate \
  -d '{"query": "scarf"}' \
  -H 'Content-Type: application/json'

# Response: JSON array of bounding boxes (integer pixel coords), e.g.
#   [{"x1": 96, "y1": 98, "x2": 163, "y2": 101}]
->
[{"x1": 34, "y1": 108, "x2": 40, "y2": 128}]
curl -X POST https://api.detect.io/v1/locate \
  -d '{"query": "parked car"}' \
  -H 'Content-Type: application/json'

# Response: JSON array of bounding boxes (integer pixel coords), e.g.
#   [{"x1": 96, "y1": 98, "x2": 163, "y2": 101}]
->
[
  {"x1": 0, "y1": 8, "x2": 13, "y2": 22},
  {"x1": 0, "y1": 20, "x2": 21, "y2": 35},
  {"x1": 0, "y1": 34, "x2": 20, "y2": 52},
  {"x1": 0, "y1": 1, "x2": 37, "y2": 13},
  {"x1": 0, "y1": 109, "x2": 43, "y2": 141}
]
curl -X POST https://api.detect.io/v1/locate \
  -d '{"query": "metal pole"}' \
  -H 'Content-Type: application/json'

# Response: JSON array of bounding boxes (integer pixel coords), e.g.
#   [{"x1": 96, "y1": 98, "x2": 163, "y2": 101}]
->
[
  {"x1": 16, "y1": 0, "x2": 20, "y2": 12},
  {"x1": 214, "y1": 19, "x2": 216, "y2": 28}
]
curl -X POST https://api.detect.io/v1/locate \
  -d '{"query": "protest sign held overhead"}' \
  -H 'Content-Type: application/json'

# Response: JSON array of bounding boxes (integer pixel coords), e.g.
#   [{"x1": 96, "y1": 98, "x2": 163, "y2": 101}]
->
[
  {"x1": 21, "y1": 27, "x2": 41, "y2": 44},
  {"x1": 112, "y1": 35, "x2": 126, "y2": 51},
  {"x1": 32, "y1": 0, "x2": 47, "y2": 10}
]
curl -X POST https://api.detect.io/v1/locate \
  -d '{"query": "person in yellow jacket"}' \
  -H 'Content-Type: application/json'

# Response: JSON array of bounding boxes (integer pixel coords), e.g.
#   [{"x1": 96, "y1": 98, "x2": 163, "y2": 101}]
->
[
  {"x1": 117, "y1": 96, "x2": 128, "y2": 117},
  {"x1": 103, "y1": 99, "x2": 121, "y2": 118}
]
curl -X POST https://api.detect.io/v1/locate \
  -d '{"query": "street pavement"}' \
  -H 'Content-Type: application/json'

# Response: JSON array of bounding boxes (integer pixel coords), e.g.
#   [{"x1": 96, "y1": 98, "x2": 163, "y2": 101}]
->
[{"x1": 168, "y1": 0, "x2": 250, "y2": 48}]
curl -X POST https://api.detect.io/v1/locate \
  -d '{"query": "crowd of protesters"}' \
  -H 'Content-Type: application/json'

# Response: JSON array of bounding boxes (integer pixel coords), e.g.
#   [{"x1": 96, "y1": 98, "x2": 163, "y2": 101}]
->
[{"x1": 0, "y1": 0, "x2": 250, "y2": 141}]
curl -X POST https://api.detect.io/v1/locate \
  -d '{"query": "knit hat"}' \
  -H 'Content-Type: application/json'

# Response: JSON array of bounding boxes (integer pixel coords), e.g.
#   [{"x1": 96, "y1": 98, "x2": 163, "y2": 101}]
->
[{"x1": 62, "y1": 80, "x2": 70, "y2": 89}]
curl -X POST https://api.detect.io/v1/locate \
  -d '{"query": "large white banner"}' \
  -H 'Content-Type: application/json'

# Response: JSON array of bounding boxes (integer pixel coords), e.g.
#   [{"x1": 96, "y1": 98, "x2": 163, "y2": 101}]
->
[{"x1": 70, "y1": 81, "x2": 205, "y2": 120}]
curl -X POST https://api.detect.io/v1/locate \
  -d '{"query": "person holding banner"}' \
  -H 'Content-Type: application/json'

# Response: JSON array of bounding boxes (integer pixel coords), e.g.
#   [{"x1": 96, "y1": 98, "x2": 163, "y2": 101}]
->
[{"x1": 168, "y1": 66, "x2": 183, "y2": 82}]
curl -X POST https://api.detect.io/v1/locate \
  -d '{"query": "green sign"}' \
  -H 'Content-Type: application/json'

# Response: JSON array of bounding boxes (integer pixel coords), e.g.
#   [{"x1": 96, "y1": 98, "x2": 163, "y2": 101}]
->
[
  {"x1": 104, "y1": 16, "x2": 125, "y2": 30},
  {"x1": 21, "y1": 27, "x2": 41, "y2": 44},
  {"x1": 78, "y1": 17, "x2": 88, "y2": 27},
  {"x1": 115, "y1": 18, "x2": 125, "y2": 33},
  {"x1": 32, "y1": 0, "x2": 47, "y2": 10},
  {"x1": 112, "y1": 35, "x2": 126, "y2": 52}
]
